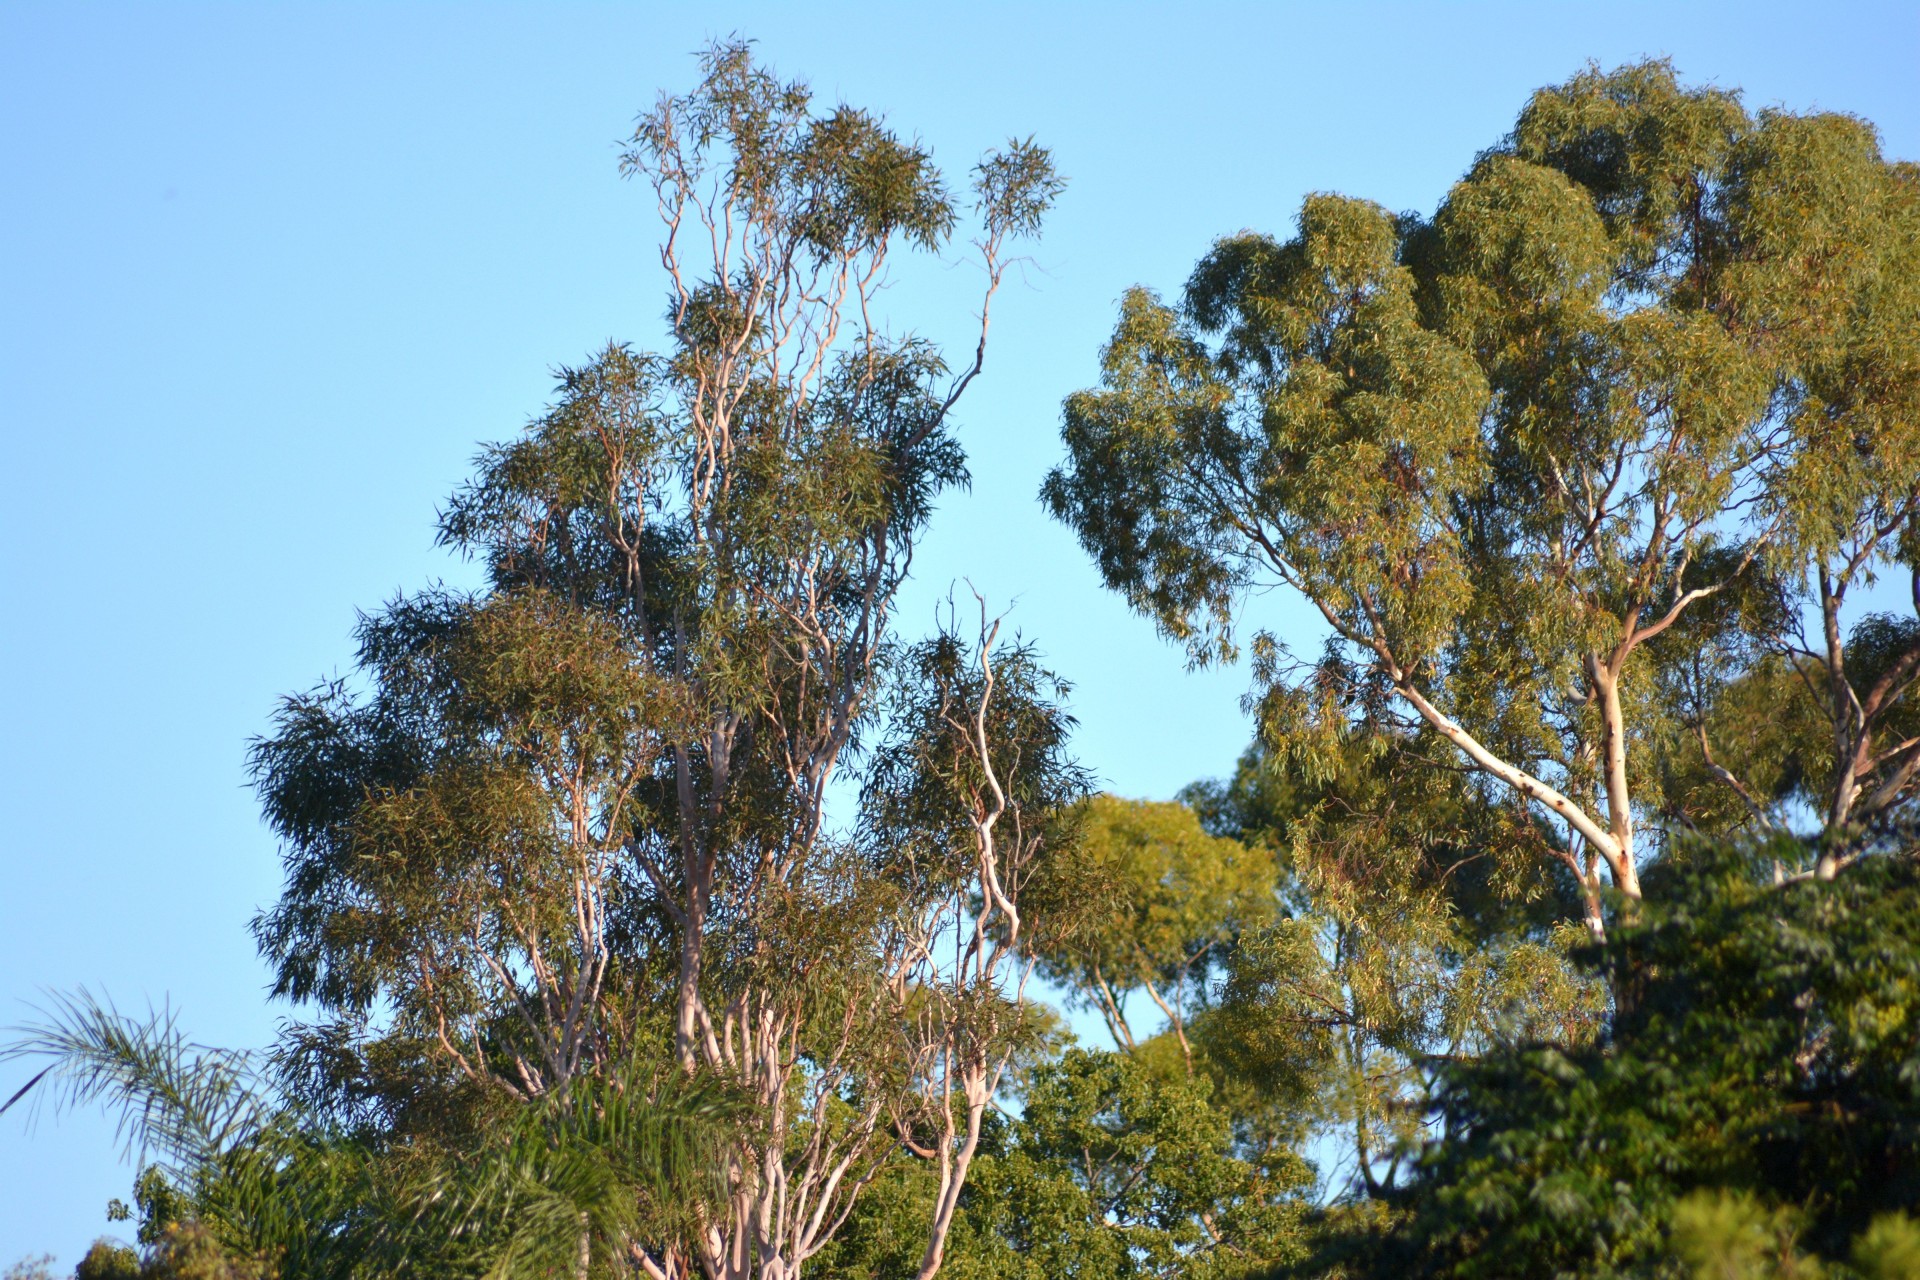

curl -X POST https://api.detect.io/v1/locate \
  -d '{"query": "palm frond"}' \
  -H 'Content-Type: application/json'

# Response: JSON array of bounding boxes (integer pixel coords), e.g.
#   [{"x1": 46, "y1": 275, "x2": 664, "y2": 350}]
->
[
  {"x1": 393, "y1": 1063, "x2": 746, "y2": 1278},
  {"x1": 0, "y1": 988, "x2": 274, "y2": 1181}
]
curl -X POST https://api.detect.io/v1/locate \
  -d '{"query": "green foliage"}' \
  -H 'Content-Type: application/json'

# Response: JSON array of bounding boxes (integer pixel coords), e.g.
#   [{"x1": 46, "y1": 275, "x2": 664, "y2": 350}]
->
[
  {"x1": 955, "y1": 1049, "x2": 1311, "y2": 1279},
  {"x1": 385, "y1": 1061, "x2": 745, "y2": 1278},
  {"x1": 234, "y1": 36, "x2": 1063, "y2": 1276},
  {"x1": 1620, "y1": 1194, "x2": 1920, "y2": 1280},
  {"x1": 1851, "y1": 1214, "x2": 1920, "y2": 1280},
  {"x1": 246, "y1": 31, "x2": 1062, "y2": 1133},
  {"x1": 136, "y1": 1224, "x2": 265, "y2": 1280},
  {"x1": 1668, "y1": 1191, "x2": 1826, "y2": 1280},
  {"x1": 863, "y1": 628, "x2": 1095, "y2": 933},
  {"x1": 1181, "y1": 738, "x2": 1602, "y2": 1197},
  {"x1": 73, "y1": 1240, "x2": 141, "y2": 1280},
  {"x1": 819, "y1": 1049, "x2": 1312, "y2": 1280},
  {"x1": 1046, "y1": 57, "x2": 1920, "y2": 929},
  {"x1": 1301, "y1": 839, "x2": 1920, "y2": 1279},
  {"x1": 2, "y1": 990, "x2": 744, "y2": 1280},
  {"x1": 1043, "y1": 194, "x2": 1488, "y2": 669},
  {"x1": 130, "y1": 1167, "x2": 191, "y2": 1249},
  {"x1": 1033, "y1": 795, "x2": 1277, "y2": 1057}
]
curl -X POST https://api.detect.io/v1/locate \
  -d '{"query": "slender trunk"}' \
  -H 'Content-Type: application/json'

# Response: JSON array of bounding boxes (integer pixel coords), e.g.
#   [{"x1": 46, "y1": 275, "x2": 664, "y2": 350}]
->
[
  {"x1": 1589, "y1": 659, "x2": 1642, "y2": 904},
  {"x1": 1819, "y1": 573, "x2": 1856, "y2": 880},
  {"x1": 1579, "y1": 882, "x2": 1607, "y2": 945},
  {"x1": 1821, "y1": 569, "x2": 1858, "y2": 851},
  {"x1": 914, "y1": 1092, "x2": 989, "y2": 1280},
  {"x1": 1349, "y1": 1023, "x2": 1383, "y2": 1197},
  {"x1": 675, "y1": 897, "x2": 707, "y2": 1069},
  {"x1": 1140, "y1": 979, "x2": 1193, "y2": 1074},
  {"x1": 673, "y1": 737, "x2": 709, "y2": 1069}
]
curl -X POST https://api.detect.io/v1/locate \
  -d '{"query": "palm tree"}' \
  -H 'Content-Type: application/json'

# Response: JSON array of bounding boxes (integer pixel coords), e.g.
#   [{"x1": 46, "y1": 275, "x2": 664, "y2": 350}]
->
[{"x1": 2, "y1": 992, "x2": 741, "y2": 1279}]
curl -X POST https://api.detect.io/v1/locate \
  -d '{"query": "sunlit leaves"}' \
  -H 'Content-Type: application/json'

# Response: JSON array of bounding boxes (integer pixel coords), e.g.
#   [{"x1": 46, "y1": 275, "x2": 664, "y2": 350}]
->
[{"x1": 1047, "y1": 57, "x2": 1920, "y2": 932}]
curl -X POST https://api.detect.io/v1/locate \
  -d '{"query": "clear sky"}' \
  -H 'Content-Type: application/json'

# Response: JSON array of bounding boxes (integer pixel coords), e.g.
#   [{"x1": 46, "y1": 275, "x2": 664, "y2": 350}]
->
[{"x1": 2, "y1": 0, "x2": 1916, "y2": 1265}]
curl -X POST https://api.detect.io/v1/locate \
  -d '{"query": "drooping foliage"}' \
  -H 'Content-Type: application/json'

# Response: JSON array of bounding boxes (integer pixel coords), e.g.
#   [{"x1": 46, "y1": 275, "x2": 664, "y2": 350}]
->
[{"x1": 1183, "y1": 737, "x2": 1604, "y2": 1201}]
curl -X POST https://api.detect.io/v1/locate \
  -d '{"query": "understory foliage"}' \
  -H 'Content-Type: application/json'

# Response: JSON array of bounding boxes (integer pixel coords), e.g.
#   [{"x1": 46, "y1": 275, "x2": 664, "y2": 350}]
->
[
  {"x1": 1291, "y1": 834, "x2": 1920, "y2": 1280},
  {"x1": 814, "y1": 1047, "x2": 1313, "y2": 1280},
  {"x1": 9, "y1": 54, "x2": 1920, "y2": 1280}
]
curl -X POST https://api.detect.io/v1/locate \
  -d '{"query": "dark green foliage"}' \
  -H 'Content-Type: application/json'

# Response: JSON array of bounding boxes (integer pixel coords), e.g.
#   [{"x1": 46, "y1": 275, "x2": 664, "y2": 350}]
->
[
  {"x1": 862, "y1": 628, "x2": 1094, "y2": 928},
  {"x1": 1299, "y1": 838, "x2": 1920, "y2": 1279},
  {"x1": 128, "y1": 1168, "x2": 191, "y2": 1249}
]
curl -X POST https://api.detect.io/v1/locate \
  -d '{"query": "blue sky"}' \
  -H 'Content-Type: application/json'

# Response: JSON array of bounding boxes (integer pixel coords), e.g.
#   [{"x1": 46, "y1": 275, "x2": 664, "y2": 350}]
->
[{"x1": 3, "y1": 0, "x2": 1916, "y2": 1264}]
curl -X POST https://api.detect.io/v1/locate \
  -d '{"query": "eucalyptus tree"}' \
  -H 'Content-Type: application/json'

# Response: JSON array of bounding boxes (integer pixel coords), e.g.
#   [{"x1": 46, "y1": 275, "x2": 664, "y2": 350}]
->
[
  {"x1": 1696, "y1": 111, "x2": 1920, "y2": 866},
  {"x1": 1044, "y1": 61, "x2": 1920, "y2": 937},
  {"x1": 249, "y1": 41, "x2": 1061, "y2": 1280},
  {"x1": 860, "y1": 614, "x2": 1095, "y2": 1280}
]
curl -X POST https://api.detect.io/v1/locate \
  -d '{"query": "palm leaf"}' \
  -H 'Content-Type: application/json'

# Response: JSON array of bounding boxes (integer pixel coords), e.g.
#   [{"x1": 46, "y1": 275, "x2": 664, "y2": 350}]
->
[{"x1": 1, "y1": 989, "x2": 273, "y2": 1182}]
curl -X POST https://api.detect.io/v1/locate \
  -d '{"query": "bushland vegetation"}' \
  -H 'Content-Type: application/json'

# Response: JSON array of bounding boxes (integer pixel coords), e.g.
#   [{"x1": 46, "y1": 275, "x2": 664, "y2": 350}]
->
[{"x1": 9, "y1": 45, "x2": 1920, "y2": 1280}]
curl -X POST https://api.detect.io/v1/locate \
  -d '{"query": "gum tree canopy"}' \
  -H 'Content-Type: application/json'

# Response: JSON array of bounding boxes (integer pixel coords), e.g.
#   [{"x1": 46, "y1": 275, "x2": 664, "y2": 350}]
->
[
  {"x1": 1045, "y1": 61, "x2": 1920, "y2": 935},
  {"x1": 247, "y1": 41, "x2": 1069, "y2": 1280}
]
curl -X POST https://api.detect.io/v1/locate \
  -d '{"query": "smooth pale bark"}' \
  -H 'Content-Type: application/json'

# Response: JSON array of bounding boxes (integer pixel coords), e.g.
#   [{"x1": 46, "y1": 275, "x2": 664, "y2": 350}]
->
[{"x1": 911, "y1": 623, "x2": 1043, "y2": 1280}]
